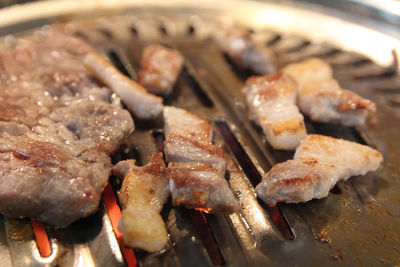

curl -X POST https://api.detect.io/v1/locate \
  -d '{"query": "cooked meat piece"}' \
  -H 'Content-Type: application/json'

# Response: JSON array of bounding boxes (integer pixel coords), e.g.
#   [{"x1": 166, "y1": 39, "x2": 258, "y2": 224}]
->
[
  {"x1": 0, "y1": 34, "x2": 108, "y2": 105},
  {"x1": 216, "y1": 26, "x2": 276, "y2": 75},
  {"x1": 164, "y1": 106, "x2": 239, "y2": 212},
  {"x1": 114, "y1": 153, "x2": 169, "y2": 252},
  {"x1": 84, "y1": 52, "x2": 163, "y2": 120},
  {"x1": 283, "y1": 58, "x2": 376, "y2": 126},
  {"x1": 242, "y1": 72, "x2": 307, "y2": 150},
  {"x1": 163, "y1": 106, "x2": 226, "y2": 173},
  {"x1": 0, "y1": 133, "x2": 110, "y2": 228},
  {"x1": 256, "y1": 134, "x2": 383, "y2": 206},
  {"x1": 138, "y1": 44, "x2": 184, "y2": 95},
  {"x1": 0, "y1": 34, "x2": 135, "y2": 227},
  {"x1": 168, "y1": 162, "x2": 239, "y2": 213},
  {"x1": 49, "y1": 100, "x2": 134, "y2": 155}
]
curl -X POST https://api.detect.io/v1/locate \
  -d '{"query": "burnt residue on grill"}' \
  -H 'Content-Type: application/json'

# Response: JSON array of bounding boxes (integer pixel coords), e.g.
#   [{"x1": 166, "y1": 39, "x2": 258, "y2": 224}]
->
[{"x1": 0, "y1": 12, "x2": 399, "y2": 267}]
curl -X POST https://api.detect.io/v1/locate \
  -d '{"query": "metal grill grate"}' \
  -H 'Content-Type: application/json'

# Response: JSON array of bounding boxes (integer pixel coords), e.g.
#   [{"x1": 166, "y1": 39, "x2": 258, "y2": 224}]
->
[{"x1": 0, "y1": 4, "x2": 399, "y2": 266}]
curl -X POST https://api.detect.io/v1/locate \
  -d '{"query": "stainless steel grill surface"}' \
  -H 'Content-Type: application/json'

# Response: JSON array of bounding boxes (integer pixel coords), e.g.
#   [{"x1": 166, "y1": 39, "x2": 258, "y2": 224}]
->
[{"x1": 0, "y1": 1, "x2": 399, "y2": 266}]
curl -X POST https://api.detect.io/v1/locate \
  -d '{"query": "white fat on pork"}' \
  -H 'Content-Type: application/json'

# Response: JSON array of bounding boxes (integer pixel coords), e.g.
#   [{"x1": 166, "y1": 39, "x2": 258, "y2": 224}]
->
[
  {"x1": 242, "y1": 72, "x2": 307, "y2": 150},
  {"x1": 113, "y1": 153, "x2": 169, "y2": 252},
  {"x1": 256, "y1": 134, "x2": 383, "y2": 206},
  {"x1": 283, "y1": 58, "x2": 376, "y2": 126},
  {"x1": 84, "y1": 52, "x2": 163, "y2": 120},
  {"x1": 163, "y1": 106, "x2": 239, "y2": 213}
]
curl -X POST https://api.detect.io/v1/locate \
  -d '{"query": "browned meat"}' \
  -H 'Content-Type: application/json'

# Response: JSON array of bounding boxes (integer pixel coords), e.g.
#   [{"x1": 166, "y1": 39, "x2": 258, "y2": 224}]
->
[
  {"x1": 168, "y1": 162, "x2": 239, "y2": 213},
  {"x1": 164, "y1": 106, "x2": 226, "y2": 173},
  {"x1": 216, "y1": 26, "x2": 276, "y2": 75},
  {"x1": 138, "y1": 44, "x2": 184, "y2": 95},
  {"x1": 242, "y1": 73, "x2": 307, "y2": 150},
  {"x1": 164, "y1": 106, "x2": 239, "y2": 213},
  {"x1": 114, "y1": 153, "x2": 169, "y2": 252},
  {"x1": 283, "y1": 58, "x2": 376, "y2": 126},
  {"x1": 0, "y1": 133, "x2": 110, "y2": 228},
  {"x1": 0, "y1": 34, "x2": 134, "y2": 228},
  {"x1": 256, "y1": 134, "x2": 383, "y2": 206}
]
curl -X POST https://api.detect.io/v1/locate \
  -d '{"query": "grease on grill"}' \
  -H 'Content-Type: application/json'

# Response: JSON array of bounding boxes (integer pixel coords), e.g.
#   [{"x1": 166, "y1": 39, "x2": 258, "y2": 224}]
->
[
  {"x1": 188, "y1": 211, "x2": 225, "y2": 266},
  {"x1": 215, "y1": 121, "x2": 295, "y2": 240},
  {"x1": 181, "y1": 65, "x2": 214, "y2": 107}
]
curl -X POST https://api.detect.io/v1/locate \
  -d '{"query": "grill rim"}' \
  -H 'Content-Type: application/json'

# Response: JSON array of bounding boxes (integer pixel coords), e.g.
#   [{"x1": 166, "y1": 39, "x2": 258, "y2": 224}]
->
[{"x1": 0, "y1": 0, "x2": 399, "y2": 67}]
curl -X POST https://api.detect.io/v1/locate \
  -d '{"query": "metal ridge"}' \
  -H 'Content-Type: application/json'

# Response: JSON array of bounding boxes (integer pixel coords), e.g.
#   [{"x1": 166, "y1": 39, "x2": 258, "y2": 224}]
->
[{"x1": 0, "y1": 0, "x2": 400, "y2": 67}]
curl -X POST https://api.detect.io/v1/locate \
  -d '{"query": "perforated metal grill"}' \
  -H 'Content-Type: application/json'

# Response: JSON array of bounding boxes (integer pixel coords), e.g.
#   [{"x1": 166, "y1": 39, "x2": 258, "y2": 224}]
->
[{"x1": 0, "y1": 1, "x2": 399, "y2": 266}]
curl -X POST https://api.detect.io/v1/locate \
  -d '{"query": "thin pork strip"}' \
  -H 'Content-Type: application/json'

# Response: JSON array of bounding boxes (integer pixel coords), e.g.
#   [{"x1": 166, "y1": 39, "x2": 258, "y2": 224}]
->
[
  {"x1": 114, "y1": 153, "x2": 169, "y2": 252},
  {"x1": 216, "y1": 26, "x2": 276, "y2": 75},
  {"x1": 255, "y1": 134, "x2": 383, "y2": 206},
  {"x1": 242, "y1": 72, "x2": 307, "y2": 150},
  {"x1": 138, "y1": 44, "x2": 184, "y2": 95},
  {"x1": 84, "y1": 52, "x2": 163, "y2": 120},
  {"x1": 163, "y1": 106, "x2": 239, "y2": 212},
  {"x1": 283, "y1": 58, "x2": 376, "y2": 126}
]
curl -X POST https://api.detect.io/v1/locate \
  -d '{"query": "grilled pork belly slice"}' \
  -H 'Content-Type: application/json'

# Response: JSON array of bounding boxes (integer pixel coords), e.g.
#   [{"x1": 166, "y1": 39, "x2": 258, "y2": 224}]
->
[
  {"x1": 283, "y1": 58, "x2": 376, "y2": 126},
  {"x1": 84, "y1": 52, "x2": 163, "y2": 120},
  {"x1": 0, "y1": 34, "x2": 134, "y2": 227},
  {"x1": 168, "y1": 162, "x2": 239, "y2": 213},
  {"x1": 256, "y1": 134, "x2": 383, "y2": 206},
  {"x1": 163, "y1": 106, "x2": 226, "y2": 173},
  {"x1": 163, "y1": 106, "x2": 239, "y2": 212},
  {"x1": 216, "y1": 26, "x2": 276, "y2": 75},
  {"x1": 138, "y1": 44, "x2": 184, "y2": 95},
  {"x1": 242, "y1": 73, "x2": 307, "y2": 150},
  {"x1": 114, "y1": 153, "x2": 169, "y2": 252}
]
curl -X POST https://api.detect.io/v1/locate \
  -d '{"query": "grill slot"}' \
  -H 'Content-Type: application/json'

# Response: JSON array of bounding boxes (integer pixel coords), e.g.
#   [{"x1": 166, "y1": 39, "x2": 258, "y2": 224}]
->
[
  {"x1": 180, "y1": 66, "x2": 214, "y2": 108},
  {"x1": 106, "y1": 49, "x2": 138, "y2": 80},
  {"x1": 0, "y1": 8, "x2": 399, "y2": 266},
  {"x1": 31, "y1": 221, "x2": 51, "y2": 257},
  {"x1": 215, "y1": 121, "x2": 294, "y2": 240},
  {"x1": 188, "y1": 211, "x2": 225, "y2": 266}
]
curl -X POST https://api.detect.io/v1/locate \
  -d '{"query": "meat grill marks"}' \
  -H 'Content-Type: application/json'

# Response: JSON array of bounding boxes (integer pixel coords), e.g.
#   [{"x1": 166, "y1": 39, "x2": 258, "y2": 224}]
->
[
  {"x1": 283, "y1": 58, "x2": 376, "y2": 126},
  {"x1": 163, "y1": 106, "x2": 239, "y2": 213},
  {"x1": 216, "y1": 26, "x2": 277, "y2": 75},
  {"x1": 0, "y1": 34, "x2": 134, "y2": 228},
  {"x1": 138, "y1": 44, "x2": 184, "y2": 95},
  {"x1": 113, "y1": 153, "x2": 169, "y2": 253},
  {"x1": 242, "y1": 72, "x2": 307, "y2": 150},
  {"x1": 255, "y1": 134, "x2": 383, "y2": 206},
  {"x1": 163, "y1": 106, "x2": 226, "y2": 173}
]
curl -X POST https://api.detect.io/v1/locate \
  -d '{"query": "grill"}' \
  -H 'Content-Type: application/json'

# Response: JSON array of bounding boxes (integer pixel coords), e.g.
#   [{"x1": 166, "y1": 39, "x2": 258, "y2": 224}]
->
[{"x1": 0, "y1": 1, "x2": 400, "y2": 266}]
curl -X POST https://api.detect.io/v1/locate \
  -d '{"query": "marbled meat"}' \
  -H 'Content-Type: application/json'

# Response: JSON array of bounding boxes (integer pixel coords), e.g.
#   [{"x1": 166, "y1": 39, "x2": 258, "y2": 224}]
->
[{"x1": 0, "y1": 34, "x2": 134, "y2": 228}]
